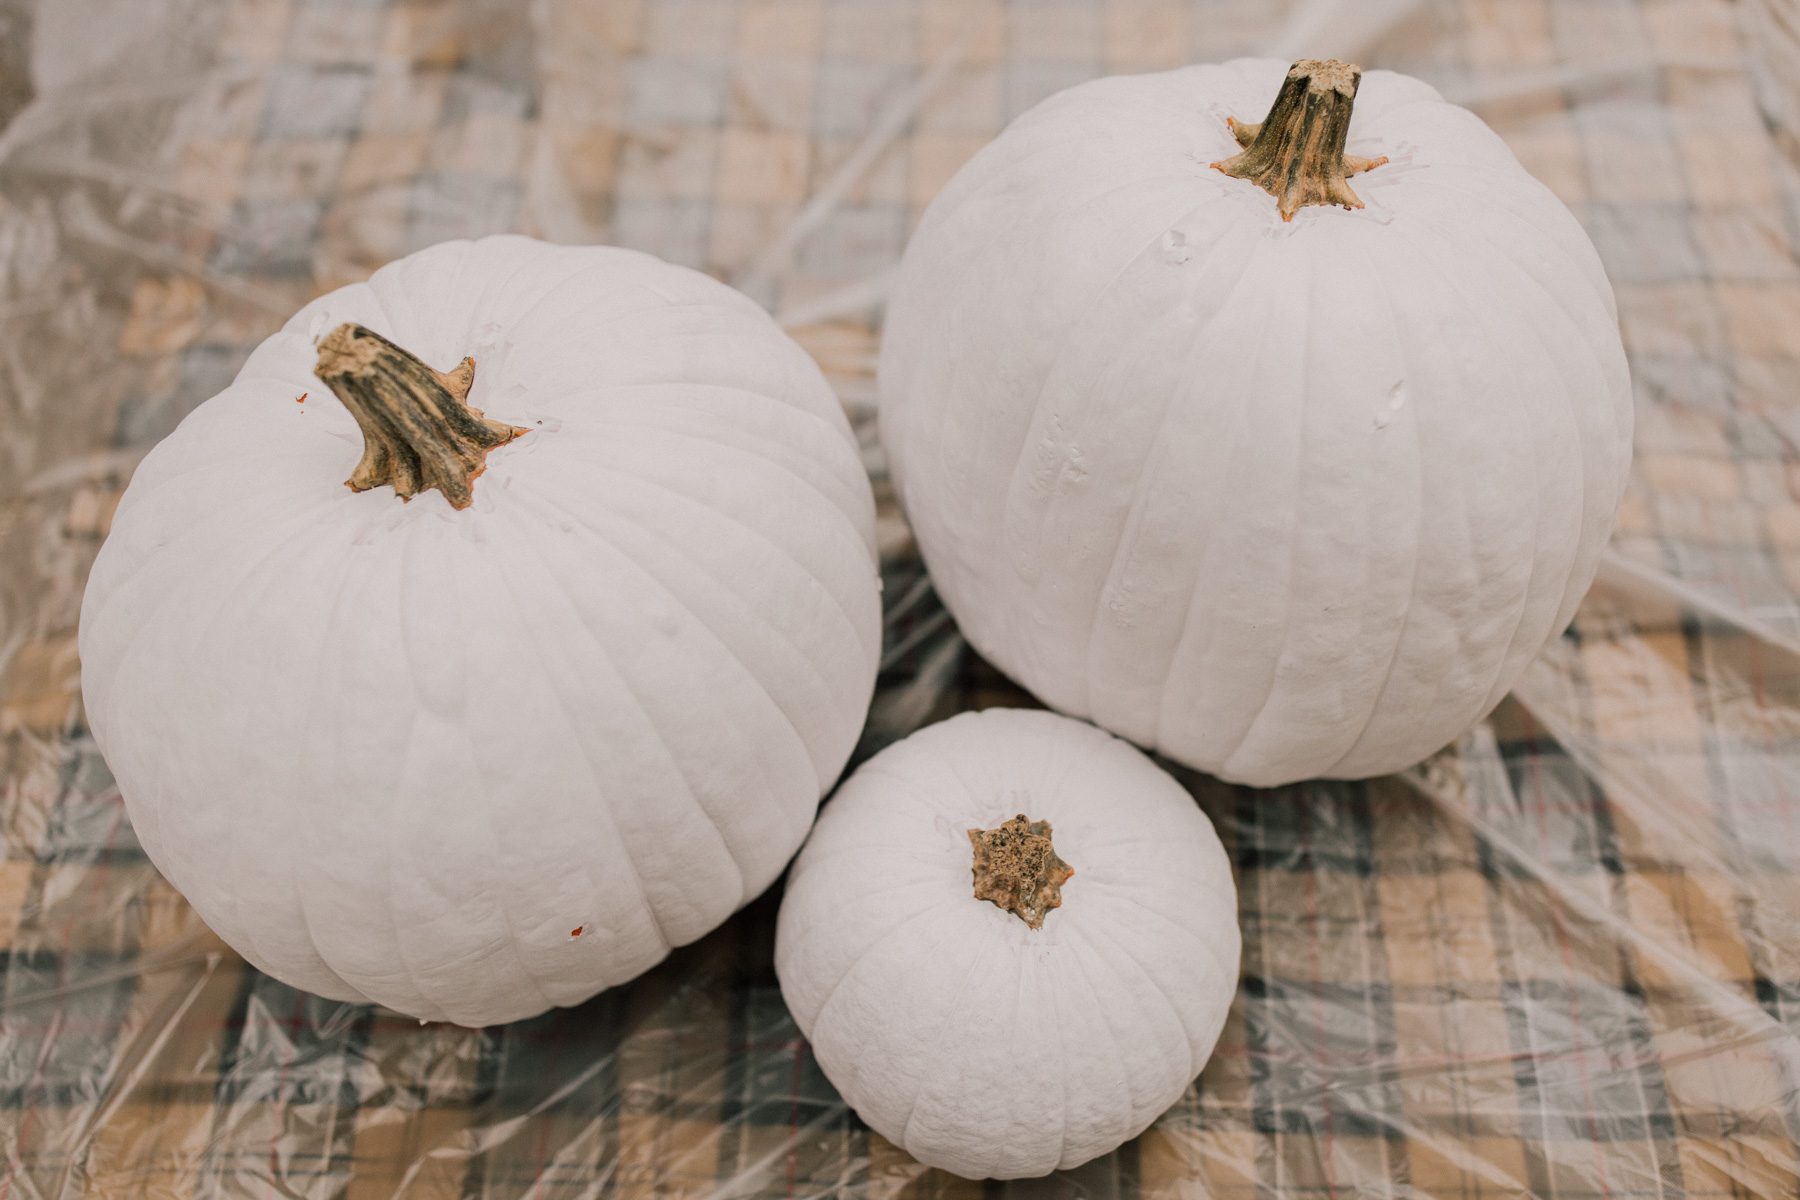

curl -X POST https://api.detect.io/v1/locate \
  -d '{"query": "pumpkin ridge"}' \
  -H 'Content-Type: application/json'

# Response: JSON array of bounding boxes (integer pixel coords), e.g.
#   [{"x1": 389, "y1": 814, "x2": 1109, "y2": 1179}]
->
[
  {"x1": 538, "y1": 457, "x2": 875, "y2": 726},
  {"x1": 273, "y1": 511, "x2": 392, "y2": 1008},
  {"x1": 1380, "y1": 203, "x2": 1597, "y2": 724},
  {"x1": 529, "y1": 462, "x2": 854, "y2": 872},
  {"x1": 1216, "y1": 246, "x2": 1316, "y2": 780},
  {"x1": 1319, "y1": 228, "x2": 1510, "y2": 773},
  {"x1": 393, "y1": 530, "x2": 564, "y2": 1020},
  {"x1": 505, "y1": 470, "x2": 861, "y2": 807},
  {"x1": 1060, "y1": 921, "x2": 1176, "y2": 1130},
  {"x1": 1315, "y1": 234, "x2": 1427, "y2": 778},
  {"x1": 893, "y1": 910, "x2": 1034, "y2": 1170},
  {"x1": 552, "y1": 406, "x2": 876, "y2": 564},
  {"x1": 80, "y1": 473, "x2": 330, "y2": 737},
  {"x1": 811, "y1": 897, "x2": 969, "y2": 1107},
  {"x1": 1139, "y1": 230, "x2": 1284, "y2": 756},
  {"x1": 1061, "y1": 222, "x2": 1268, "y2": 743},
  {"x1": 283, "y1": 516, "x2": 412, "y2": 1005},
  {"x1": 1388, "y1": 170, "x2": 1619, "y2": 318},
  {"x1": 980, "y1": 196, "x2": 1241, "y2": 699},
  {"x1": 1324, "y1": 216, "x2": 1561, "y2": 773},
  {"x1": 490, "y1": 494, "x2": 752, "y2": 934},
  {"x1": 484, "y1": 512, "x2": 693, "y2": 956},
  {"x1": 1093, "y1": 889, "x2": 1237, "y2": 1048},
  {"x1": 1053, "y1": 912, "x2": 1151, "y2": 1138}
]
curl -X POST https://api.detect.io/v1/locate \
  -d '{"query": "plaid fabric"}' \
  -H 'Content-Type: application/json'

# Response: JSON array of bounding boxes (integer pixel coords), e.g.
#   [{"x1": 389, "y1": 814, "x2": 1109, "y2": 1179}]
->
[{"x1": 4, "y1": 0, "x2": 1800, "y2": 1195}]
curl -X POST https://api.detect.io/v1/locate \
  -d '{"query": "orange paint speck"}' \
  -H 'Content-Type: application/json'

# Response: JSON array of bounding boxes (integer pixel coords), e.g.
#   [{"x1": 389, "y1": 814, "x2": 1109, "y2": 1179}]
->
[
  {"x1": 296, "y1": 392, "x2": 307, "y2": 403},
  {"x1": 570, "y1": 926, "x2": 584, "y2": 938}
]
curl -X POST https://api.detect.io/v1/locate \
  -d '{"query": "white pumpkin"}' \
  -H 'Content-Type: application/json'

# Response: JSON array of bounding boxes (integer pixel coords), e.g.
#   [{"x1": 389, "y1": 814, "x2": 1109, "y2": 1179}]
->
[
  {"x1": 879, "y1": 58, "x2": 1632, "y2": 786},
  {"x1": 776, "y1": 707, "x2": 1239, "y2": 1179},
  {"x1": 80, "y1": 235, "x2": 882, "y2": 1026}
]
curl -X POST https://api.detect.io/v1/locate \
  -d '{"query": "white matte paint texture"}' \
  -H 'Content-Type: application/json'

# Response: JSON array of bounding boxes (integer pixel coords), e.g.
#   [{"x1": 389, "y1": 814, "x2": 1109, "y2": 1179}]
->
[
  {"x1": 80, "y1": 235, "x2": 882, "y2": 1026},
  {"x1": 879, "y1": 59, "x2": 1633, "y2": 786},
  {"x1": 776, "y1": 708, "x2": 1240, "y2": 1180}
]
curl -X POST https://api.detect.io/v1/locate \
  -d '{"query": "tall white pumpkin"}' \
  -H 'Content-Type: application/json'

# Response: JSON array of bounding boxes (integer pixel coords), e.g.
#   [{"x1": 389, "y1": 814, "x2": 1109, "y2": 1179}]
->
[
  {"x1": 879, "y1": 58, "x2": 1632, "y2": 786},
  {"x1": 80, "y1": 235, "x2": 882, "y2": 1026}
]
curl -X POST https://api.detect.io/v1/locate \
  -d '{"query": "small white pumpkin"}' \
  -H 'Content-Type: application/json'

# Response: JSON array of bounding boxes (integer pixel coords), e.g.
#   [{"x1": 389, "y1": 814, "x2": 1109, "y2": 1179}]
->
[
  {"x1": 879, "y1": 58, "x2": 1633, "y2": 786},
  {"x1": 80, "y1": 235, "x2": 882, "y2": 1026},
  {"x1": 776, "y1": 707, "x2": 1239, "y2": 1179}
]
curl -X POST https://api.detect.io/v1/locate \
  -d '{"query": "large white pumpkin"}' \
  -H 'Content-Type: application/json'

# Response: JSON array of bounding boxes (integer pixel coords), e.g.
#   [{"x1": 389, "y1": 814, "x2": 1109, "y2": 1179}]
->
[
  {"x1": 776, "y1": 708, "x2": 1240, "y2": 1180},
  {"x1": 879, "y1": 58, "x2": 1632, "y2": 786},
  {"x1": 80, "y1": 235, "x2": 882, "y2": 1026}
]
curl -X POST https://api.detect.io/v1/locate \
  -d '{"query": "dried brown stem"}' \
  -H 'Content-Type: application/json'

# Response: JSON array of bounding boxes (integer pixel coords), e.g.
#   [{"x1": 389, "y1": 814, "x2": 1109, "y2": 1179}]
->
[
  {"x1": 968, "y1": 815, "x2": 1074, "y2": 930},
  {"x1": 314, "y1": 323, "x2": 526, "y2": 510},
  {"x1": 1211, "y1": 59, "x2": 1389, "y2": 221}
]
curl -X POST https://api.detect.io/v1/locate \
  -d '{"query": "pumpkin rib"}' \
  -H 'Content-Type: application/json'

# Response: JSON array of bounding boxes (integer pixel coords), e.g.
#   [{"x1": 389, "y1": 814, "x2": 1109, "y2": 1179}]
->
[
  {"x1": 878, "y1": 929, "x2": 991, "y2": 1163},
  {"x1": 585, "y1": 451, "x2": 872, "y2": 661},
  {"x1": 1104, "y1": 887, "x2": 1241, "y2": 1002},
  {"x1": 896, "y1": 920, "x2": 1031, "y2": 1172},
  {"x1": 1402, "y1": 173, "x2": 1625, "y2": 486},
  {"x1": 547, "y1": 456, "x2": 875, "y2": 755},
  {"x1": 587, "y1": 401, "x2": 869, "y2": 507},
  {"x1": 1318, "y1": 223, "x2": 1539, "y2": 774},
  {"x1": 1401, "y1": 213, "x2": 1561, "y2": 743},
  {"x1": 79, "y1": 457, "x2": 346, "y2": 706},
  {"x1": 783, "y1": 878, "x2": 965, "y2": 1028},
  {"x1": 557, "y1": 406, "x2": 877, "y2": 580},
  {"x1": 1375, "y1": 185, "x2": 1628, "y2": 687},
  {"x1": 1066, "y1": 216, "x2": 1260, "y2": 713},
  {"x1": 297, "y1": 521, "x2": 430, "y2": 1007},
  {"x1": 979, "y1": 194, "x2": 1234, "y2": 694},
  {"x1": 485, "y1": 552, "x2": 699, "y2": 976},
  {"x1": 508, "y1": 472, "x2": 852, "y2": 817},
  {"x1": 194, "y1": 402, "x2": 418, "y2": 996},
  {"x1": 458, "y1": 240, "x2": 598, "y2": 346},
  {"x1": 893, "y1": 111, "x2": 1220, "y2": 289},
  {"x1": 1387, "y1": 202, "x2": 1599, "y2": 729},
  {"x1": 516, "y1": 467, "x2": 839, "y2": 891},
  {"x1": 1215, "y1": 246, "x2": 1318, "y2": 781},
  {"x1": 1048, "y1": 220, "x2": 1268, "y2": 751},
  {"x1": 1058, "y1": 921, "x2": 1151, "y2": 1139},
  {"x1": 488, "y1": 290, "x2": 852, "y2": 433},
  {"x1": 1395, "y1": 171, "x2": 1621, "y2": 342},
  {"x1": 475, "y1": 530, "x2": 673, "y2": 1005},
  {"x1": 1044, "y1": 942, "x2": 1072, "y2": 1173},
  {"x1": 1314, "y1": 234, "x2": 1428, "y2": 779},
  {"x1": 111, "y1": 489, "x2": 367, "y2": 995},
  {"x1": 494, "y1": 492, "x2": 751, "y2": 938},
  {"x1": 1062, "y1": 921, "x2": 1190, "y2": 1128},
  {"x1": 902, "y1": 146, "x2": 1231, "y2": 514},
  {"x1": 1141, "y1": 234, "x2": 1289, "y2": 759},
  {"x1": 401, "y1": 528, "x2": 569, "y2": 1019},
  {"x1": 285, "y1": 525, "x2": 399, "y2": 1010},
  {"x1": 808, "y1": 898, "x2": 966, "y2": 1101}
]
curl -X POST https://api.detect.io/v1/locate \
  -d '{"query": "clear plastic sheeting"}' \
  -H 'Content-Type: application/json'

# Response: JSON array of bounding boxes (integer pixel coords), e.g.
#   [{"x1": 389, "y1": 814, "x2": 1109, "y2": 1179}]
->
[{"x1": 4, "y1": 0, "x2": 1800, "y2": 1196}]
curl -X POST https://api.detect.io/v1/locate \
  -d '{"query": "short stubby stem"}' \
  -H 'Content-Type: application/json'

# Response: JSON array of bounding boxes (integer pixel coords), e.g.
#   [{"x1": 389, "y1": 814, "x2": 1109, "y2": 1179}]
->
[
  {"x1": 968, "y1": 815, "x2": 1074, "y2": 930},
  {"x1": 1211, "y1": 58, "x2": 1389, "y2": 221},
  {"x1": 314, "y1": 323, "x2": 528, "y2": 510}
]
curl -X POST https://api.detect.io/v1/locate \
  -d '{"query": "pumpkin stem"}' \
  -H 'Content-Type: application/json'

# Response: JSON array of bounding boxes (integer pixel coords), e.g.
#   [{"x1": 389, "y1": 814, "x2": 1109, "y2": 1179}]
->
[
  {"x1": 314, "y1": 323, "x2": 527, "y2": 510},
  {"x1": 968, "y1": 814, "x2": 1074, "y2": 930},
  {"x1": 1210, "y1": 59, "x2": 1389, "y2": 221}
]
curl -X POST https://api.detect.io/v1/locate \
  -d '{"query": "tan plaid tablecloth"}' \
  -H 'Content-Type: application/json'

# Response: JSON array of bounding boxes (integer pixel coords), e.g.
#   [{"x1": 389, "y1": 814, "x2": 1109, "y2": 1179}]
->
[{"x1": 3, "y1": 0, "x2": 1800, "y2": 1195}]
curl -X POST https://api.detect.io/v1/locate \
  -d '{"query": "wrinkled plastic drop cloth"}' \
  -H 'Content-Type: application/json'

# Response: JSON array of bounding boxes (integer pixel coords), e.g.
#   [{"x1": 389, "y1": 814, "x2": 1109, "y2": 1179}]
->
[{"x1": 4, "y1": 0, "x2": 1800, "y2": 1196}]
